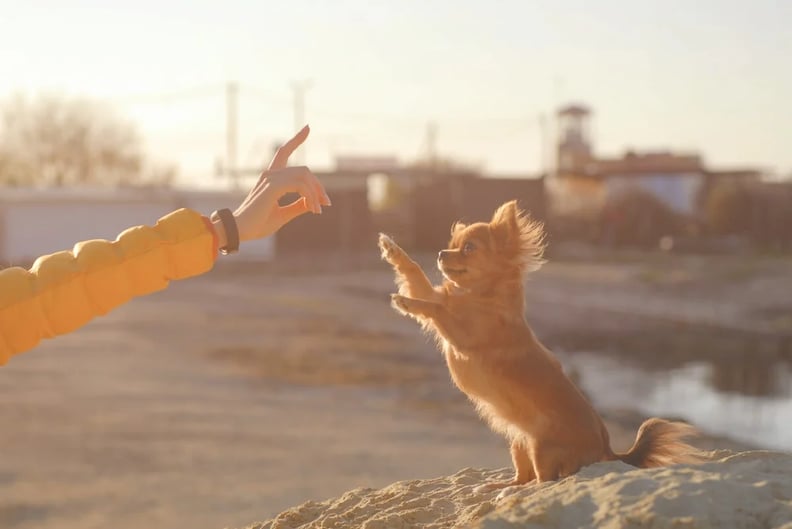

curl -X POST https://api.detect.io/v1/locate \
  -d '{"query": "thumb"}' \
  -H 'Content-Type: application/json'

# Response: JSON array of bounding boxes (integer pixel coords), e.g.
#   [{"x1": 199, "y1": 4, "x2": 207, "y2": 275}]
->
[{"x1": 275, "y1": 197, "x2": 311, "y2": 228}]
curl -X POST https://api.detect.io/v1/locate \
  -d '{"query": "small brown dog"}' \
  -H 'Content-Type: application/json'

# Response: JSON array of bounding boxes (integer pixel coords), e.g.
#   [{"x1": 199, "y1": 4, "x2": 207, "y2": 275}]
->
[{"x1": 379, "y1": 200, "x2": 703, "y2": 487}]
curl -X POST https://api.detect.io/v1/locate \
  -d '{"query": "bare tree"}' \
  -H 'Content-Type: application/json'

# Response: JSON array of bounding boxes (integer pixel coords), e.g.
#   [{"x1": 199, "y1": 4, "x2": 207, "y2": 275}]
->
[{"x1": 0, "y1": 93, "x2": 146, "y2": 187}]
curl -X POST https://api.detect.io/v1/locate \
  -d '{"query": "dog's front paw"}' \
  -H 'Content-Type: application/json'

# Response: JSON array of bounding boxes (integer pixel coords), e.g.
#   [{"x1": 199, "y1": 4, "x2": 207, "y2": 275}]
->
[
  {"x1": 390, "y1": 293, "x2": 412, "y2": 315},
  {"x1": 378, "y1": 233, "x2": 405, "y2": 264}
]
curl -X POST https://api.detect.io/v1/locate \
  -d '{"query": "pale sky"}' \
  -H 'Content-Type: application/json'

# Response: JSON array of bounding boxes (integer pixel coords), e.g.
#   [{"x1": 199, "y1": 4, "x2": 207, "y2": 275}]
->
[{"x1": 2, "y1": 0, "x2": 791, "y2": 186}]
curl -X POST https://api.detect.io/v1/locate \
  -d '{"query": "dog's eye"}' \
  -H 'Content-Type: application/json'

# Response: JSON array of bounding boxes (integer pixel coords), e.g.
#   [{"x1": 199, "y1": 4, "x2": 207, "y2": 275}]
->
[{"x1": 462, "y1": 241, "x2": 476, "y2": 254}]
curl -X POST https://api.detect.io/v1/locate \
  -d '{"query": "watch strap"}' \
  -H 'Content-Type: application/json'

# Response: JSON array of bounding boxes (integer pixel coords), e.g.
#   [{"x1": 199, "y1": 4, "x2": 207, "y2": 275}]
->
[{"x1": 211, "y1": 208, "x2": 239, "y2": 255}]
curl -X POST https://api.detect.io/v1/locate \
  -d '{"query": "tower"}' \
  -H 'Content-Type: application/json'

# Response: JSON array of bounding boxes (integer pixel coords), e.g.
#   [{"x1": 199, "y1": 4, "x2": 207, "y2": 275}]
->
[{"x1": 556, "y1": 104, "x2": 593, "y2": 174}]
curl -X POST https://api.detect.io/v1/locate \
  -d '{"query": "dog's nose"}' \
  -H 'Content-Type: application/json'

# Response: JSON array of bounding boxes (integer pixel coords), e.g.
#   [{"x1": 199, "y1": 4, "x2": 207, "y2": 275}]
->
[{"x1": 438, "y1": 250, "x2": 445, "y2": 262}]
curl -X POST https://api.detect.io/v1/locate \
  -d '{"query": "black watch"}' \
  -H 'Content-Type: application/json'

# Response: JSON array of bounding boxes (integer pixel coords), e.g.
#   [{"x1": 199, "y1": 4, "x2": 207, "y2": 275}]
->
[{"x1": 210, "y1": 208, "x2": 240, "y2": 255}]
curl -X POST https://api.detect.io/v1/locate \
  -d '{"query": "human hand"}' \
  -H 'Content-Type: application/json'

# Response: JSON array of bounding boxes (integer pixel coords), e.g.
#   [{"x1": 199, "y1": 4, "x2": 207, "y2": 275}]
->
[{"x1": 211, "y1": 125, "x2": 331, "y2": 248}]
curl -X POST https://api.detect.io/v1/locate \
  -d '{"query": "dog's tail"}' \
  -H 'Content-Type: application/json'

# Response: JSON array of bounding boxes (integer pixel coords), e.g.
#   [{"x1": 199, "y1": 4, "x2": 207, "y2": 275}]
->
[{"x1": 615, "y1": 418, "x2": 706, "y2": 468}]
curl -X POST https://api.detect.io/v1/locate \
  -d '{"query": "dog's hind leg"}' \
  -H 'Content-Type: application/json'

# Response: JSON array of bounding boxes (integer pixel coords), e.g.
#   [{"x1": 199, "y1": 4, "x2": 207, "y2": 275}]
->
[
  {"x1": 510, "y1": 440, "x2": 537, "y2": 484},
  {"x1": 531, "y1": 442, "x2": 583, "y2": 483}
]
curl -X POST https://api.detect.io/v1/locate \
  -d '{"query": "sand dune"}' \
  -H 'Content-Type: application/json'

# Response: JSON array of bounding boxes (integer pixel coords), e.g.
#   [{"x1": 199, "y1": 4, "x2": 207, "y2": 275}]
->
[{"x1": 246, "y1": 451, "x2": 792, "y2": 529}]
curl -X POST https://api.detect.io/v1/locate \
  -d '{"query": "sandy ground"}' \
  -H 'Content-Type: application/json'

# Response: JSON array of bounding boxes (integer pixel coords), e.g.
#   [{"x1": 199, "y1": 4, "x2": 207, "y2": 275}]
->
[
  {"x1": 1, "y1": 252, "x2": 789, "y2": 529},
  {"x1": 250, "y1": 451, "x2": 792, "y2": 529}
]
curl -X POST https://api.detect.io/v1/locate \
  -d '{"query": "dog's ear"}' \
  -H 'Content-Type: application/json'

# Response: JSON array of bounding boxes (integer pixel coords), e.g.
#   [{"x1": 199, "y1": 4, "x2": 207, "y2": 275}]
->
[
  {"x1": 490, "y1": 200, "x2": 520, "y2": 248},
  {"x1": 490, "y1": 200, "x2": 546, "y2": 272}
]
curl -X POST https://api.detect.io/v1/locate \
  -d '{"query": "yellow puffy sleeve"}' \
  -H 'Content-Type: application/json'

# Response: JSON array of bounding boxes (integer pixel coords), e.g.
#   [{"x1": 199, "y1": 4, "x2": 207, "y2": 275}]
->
[{"x1": 0, "y1": 208, "x2": 218, "y2": 365}]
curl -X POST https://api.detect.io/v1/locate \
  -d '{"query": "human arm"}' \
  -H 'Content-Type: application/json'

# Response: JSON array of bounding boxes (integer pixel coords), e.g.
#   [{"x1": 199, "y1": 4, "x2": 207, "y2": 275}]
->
[
  {"x1": 0, "y1": 125, "x2": 329, "y2": 365},
  {"x1": 0, "y1": 208, "x2": 217, "y2": 365}
]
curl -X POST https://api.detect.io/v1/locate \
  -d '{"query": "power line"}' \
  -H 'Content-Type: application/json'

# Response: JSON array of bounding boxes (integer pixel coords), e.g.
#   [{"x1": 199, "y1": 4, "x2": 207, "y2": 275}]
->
[
  {"x1": 107, "y1": 82, "x2": 542, "y2": 135},
  {"x1": 108, "y1": 84, "x2": 224, "y2": 105},
  {"x1": 240, "y1": 84, "x2": 291, "y2": 105},
  {"x1": 308, "y1": 108, "x2": 541, "y2": 131},
  {"x1": 100, "y1": 81, "x2": 549, "y2": 175}
]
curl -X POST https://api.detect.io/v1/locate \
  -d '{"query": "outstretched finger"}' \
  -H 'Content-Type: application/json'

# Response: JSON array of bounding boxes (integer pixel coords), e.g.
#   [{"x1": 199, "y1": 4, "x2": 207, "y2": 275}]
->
[{"x1": 269, "y1": 125, "x2": 310, "y2": 170}]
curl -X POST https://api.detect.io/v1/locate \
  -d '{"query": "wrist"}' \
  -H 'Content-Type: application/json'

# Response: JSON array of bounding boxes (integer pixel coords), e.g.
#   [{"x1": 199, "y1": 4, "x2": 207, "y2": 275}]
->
[
  {"x1": 211, "y1": 217, "x2": 228, "y2": 249},
  {"x1": 210, "y1": 208, "x2": 240, "y2": 254}
]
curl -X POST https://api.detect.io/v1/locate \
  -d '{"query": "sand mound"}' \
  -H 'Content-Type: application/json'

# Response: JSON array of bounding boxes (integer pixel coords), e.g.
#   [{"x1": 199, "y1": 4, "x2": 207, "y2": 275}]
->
[{"x1": 245, "y1": 451, "x2": 792, "y2": 529}]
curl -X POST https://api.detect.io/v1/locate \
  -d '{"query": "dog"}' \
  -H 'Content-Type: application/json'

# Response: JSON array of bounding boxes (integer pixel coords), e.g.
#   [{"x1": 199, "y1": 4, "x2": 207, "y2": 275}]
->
[{"x1": 378, "y1": 200, "x2": 704, "y2": 488}]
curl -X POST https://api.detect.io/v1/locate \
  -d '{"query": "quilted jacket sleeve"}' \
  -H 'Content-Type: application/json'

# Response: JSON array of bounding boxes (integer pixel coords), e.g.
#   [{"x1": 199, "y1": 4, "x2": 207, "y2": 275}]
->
[{"x1": 0, "y1": 208, "x2": 218, "y2": 365}]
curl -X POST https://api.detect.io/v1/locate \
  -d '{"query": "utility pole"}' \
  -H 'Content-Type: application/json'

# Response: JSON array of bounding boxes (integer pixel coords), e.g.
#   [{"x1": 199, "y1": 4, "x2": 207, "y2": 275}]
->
[
  {"x1": 550, "y1": 75, "x2": 566, "y2": 178},
  {"x1": 291, "y1": 79, "x2": 312, "y2": 166},
  {"x1": 538, "y1": 113, "x2": 548, "y2": 176},
  {"x1": 226, "y1": 81, "x2": 239, "y2": 188},
  {"x1": 425, "y1": 121, "x2": 438, "y2": 169}
]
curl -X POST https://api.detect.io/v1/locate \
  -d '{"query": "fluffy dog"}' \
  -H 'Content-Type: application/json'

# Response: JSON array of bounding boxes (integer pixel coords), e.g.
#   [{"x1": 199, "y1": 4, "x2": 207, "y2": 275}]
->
[{"x1": 379, "y1": 200, "x2": 703, "y2": 487}]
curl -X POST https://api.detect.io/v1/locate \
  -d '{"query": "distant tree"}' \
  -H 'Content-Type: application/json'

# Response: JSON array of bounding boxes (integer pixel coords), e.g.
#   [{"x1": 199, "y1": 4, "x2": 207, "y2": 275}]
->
[
  {"x1": 0, "y1": 94, "x2": 153, "y2": 187},
  {"x1": 704, "y1": 182, "x2": 752, "y2": 235},
  {"x1": 599, "y1": 188, "x2": 683, "y2": 247},
  {"x1": 0, "y1": 147, "x2": 34, "y2": 186},
  {"x1": 705, "y1": 181, "x2": 792, "y2": 248}
]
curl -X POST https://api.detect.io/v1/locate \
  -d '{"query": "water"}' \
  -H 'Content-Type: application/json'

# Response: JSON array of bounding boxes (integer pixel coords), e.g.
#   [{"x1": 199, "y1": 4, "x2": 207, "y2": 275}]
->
[{"x1": 559, "y1": 351, "x2": 792, "y2": 451}]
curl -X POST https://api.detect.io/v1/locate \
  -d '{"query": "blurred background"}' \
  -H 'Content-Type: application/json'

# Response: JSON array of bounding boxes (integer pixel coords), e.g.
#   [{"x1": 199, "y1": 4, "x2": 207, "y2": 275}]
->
[{"x1": 1, "y1": 1, "x2": 790, "y2": 528}]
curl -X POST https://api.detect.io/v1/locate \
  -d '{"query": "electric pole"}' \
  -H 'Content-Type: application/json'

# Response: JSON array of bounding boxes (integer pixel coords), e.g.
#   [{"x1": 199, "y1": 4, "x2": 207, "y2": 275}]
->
[
  {"x1": 425, "y1": 121, "x2": 438, "y2": 169},
  {"x1": 550, "y1": 75, "x2": 566, "y2": 178},
  {"x1": 538, "y1": 113, "x2": 548, "y2": 176},
  {"x1": 226, "y1": 81, "x2": 239, "y2": 188},
  {"x1": 291, "y1": 79, "x2": 312, "y2": 166}
]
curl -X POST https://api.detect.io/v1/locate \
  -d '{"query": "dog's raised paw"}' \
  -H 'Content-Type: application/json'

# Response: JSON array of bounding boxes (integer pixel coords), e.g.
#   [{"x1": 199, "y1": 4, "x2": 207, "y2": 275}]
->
[
  {"x1": 390, "y1": 293, "x2": 410, "y2": 314},
  {"x1": 378, "y1": 233, "x2": 402, "y2": 262}
]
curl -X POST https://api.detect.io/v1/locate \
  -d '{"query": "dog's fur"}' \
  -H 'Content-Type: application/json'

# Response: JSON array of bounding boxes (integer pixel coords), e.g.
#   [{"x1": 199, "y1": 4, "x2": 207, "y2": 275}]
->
[{"x1": 379, "y1": 200, "x2": 704, "y2": 487}]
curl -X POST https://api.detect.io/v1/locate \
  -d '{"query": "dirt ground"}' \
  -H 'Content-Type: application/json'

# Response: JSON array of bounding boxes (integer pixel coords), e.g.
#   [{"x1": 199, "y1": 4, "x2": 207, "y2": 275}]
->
[{"x1": 1, "y1": 250, "x2": 788, "y2": 529}]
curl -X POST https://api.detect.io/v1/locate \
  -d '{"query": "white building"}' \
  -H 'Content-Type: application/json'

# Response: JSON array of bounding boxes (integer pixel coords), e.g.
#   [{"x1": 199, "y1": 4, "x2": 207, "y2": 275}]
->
[{"x1": 0, "y1": 188, "x2": 274, "y2": 265}]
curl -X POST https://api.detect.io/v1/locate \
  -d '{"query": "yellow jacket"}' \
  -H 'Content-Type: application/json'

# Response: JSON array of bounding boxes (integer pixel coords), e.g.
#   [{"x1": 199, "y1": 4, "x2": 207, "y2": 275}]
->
[{"x1": 0, "y1": 208, "x2": 218, "y2": 365}]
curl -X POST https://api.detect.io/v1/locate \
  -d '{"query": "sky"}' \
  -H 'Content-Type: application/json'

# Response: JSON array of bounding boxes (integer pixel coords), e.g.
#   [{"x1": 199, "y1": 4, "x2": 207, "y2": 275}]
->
[{"x1": 2, "y1": 0, "x2": 791, "y2": 186}]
